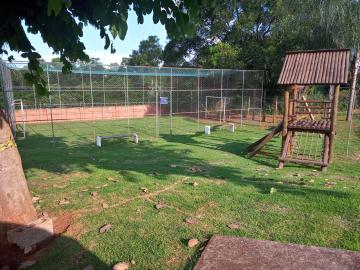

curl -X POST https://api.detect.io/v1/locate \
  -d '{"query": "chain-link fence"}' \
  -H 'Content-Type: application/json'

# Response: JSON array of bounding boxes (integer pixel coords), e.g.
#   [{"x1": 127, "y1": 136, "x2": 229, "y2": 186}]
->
[{"x1": 0, "y1": 61, "x2": 264, "y2": 145}]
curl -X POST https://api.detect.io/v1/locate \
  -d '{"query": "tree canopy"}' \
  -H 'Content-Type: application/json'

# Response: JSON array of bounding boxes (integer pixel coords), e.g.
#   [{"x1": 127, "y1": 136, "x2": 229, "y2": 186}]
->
[
  {"x1": 121, "y1": 35, "x2": 163, "y2": 66},
  {"x1": 0, "y1": 0, "x2": 219, "y2": 94},
  {"x1": 1, "y1": 0, "x2": 359, "y2": 95},
  {"x1": 162, "y1": 0, "x2": 360, "y2": 93}
]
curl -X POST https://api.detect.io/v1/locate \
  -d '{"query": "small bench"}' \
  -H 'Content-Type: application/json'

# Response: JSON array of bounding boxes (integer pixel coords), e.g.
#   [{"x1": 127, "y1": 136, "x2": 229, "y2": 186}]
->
[{"x1": 96, "y1": 133, "x2": 139, "y2": 147}]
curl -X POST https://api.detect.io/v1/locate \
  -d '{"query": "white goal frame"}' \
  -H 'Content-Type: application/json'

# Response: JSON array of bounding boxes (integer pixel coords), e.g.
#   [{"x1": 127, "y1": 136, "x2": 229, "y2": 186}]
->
[{"x1": 13, "y1": 99, "x2": 26, "y2": 138}]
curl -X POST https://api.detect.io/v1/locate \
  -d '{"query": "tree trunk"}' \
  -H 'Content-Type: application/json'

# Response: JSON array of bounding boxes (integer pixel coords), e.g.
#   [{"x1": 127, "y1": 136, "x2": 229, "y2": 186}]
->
[
  {"x1": 346, "y1": 51, "x2": 360, "y2": 121},
  {"x1": 0, "y1": 111, "x2": 37, "y2": 242}
]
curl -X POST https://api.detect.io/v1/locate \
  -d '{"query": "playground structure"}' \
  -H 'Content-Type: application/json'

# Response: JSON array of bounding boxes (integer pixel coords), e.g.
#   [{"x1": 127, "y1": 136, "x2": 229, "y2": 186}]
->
[
  {"x1": 248, "y1": 49, "x2": 354, "y2": 171},
  {"x1": 0, "y1": 61, "x2": 264, "y2": 142},
  {"x1": 276, "y1": 49, "x2": 350, "y2": 171}
]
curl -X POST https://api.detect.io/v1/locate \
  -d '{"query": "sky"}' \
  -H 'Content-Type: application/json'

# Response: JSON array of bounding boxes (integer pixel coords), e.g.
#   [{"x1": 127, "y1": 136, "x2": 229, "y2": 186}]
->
[{"x1": 9, "y1": 11, "x2": 168, "y2": 64}]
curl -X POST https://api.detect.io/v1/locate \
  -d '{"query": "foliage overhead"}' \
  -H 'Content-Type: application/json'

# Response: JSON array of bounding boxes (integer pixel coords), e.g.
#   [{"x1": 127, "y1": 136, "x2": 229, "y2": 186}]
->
[
  {"x1": 121, "y1": 35, "x2": 163, "y2": 66},
  {"x1": 0, "y1": 0, "x2": 223, "y2": 95},
  {"x1": 162, "y1": 0, "x2": 360, "y2": 93}
]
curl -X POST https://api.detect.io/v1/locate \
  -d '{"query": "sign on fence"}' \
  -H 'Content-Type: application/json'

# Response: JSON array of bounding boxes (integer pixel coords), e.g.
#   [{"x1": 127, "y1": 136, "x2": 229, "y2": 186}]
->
[{"x1": 160, "y1": 97, "x2": 169, "y2": 105}]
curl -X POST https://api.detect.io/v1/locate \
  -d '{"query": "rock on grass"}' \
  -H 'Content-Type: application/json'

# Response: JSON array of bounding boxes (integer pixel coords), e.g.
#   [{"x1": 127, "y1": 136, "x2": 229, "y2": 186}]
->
[
  {"x1": 155, "y1": 202, "x2": 165, "y2": 209},
  {"x1": 113, "y1": 262, "x2": 129, "y2": 270},
  {"x1": 188, "y1": 238, "x2": 199, "y2": 248},
  {"x1": 99, "y1": 224, "x2": 112, "y2": 234}
]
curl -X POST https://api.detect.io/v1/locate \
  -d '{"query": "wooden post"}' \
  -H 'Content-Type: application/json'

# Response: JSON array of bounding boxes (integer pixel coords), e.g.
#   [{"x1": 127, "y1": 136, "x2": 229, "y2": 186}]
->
[
  {"x1": 278, "y1": 87, "x2": 290, "y2": 169},
  {"x1": 321, "y1": 135, "x2": 330, "y2": 172},
  {"x1": 293, "y1": 84, "x2": 298, "y2": 119},
  {"x1": 346, "y1": 51, "x2": 360, "y2": 121},
  {"x1": 328, "y1": 84, "x2": 340, "y2": 162}
]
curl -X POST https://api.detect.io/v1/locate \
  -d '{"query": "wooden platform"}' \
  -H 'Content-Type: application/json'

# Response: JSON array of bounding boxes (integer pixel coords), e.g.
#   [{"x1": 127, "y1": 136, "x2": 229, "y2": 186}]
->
[
  {"x1": 288, "y1": 119, "x2": 331, "y2": 133},
  {"x1": 194, "y1": 236, "x2": 360, "y2": 270}
]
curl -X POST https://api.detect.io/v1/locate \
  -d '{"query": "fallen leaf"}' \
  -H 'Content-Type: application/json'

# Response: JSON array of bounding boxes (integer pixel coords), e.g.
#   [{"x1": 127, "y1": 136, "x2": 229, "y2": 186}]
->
[
  {"x1": 192, "y1": 182, "x2": 199, "y2": 187},
  {"x1": 53, "y1": 183, "x2": 68, "y2": 189},
  {"x1": 188, "y1": 167, "x2": 203, "y2": 173},
  {"x1": 102, "y1": 203, "x2": 109, "y2": 209},
  {"x1": 270, "y1": 187, "x2": 277, "y2": 194},
  {"x1": 59, "y1": 198, "x2": 70, "y2": 205},
  {"x1": 169, "y1": 164, "x2": 177, "y2": 168},
  {"x1": 19, "y1": 260, "x2": 36, "y2": 269},
  {"x1": 107, "y1": 176, "x2": 114, "y2": 181},
  {"x1": 83, "y1": 265, "x2": 94, "y2": 270},
  {"x1": 23, "y1": 245, "x2": 35, "y2": 255},
  {"x1": 140, "y1": 187, "x2": 148, "y2": 193},
  {"x1": 324, "y1": 181, "x2": 335, "y2": 187},
  {"x1": 185, "y1": 217, "x2": 198, "y2": 225},
  {"x1": 99, "y1": 224, "x2": 112, "y2": 234},
  {"x1": 187, "y1": 238, "x2": 199, "y2": 248},
  {"x1": 32, "y1": 196, "x2": 41, "y2": 203},
  {"x1": 228, "y1": 223, "x2": 240, "y2": 230},
  {"x1": 91, "y1": 192, "x2": 98, "y2": 197}
]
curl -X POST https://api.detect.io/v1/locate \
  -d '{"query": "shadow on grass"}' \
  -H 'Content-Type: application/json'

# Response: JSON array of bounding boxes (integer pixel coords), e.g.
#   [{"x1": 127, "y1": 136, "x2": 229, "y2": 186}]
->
[{"x1": 17, "y1": 132, "x2": 350, "y2": 201}]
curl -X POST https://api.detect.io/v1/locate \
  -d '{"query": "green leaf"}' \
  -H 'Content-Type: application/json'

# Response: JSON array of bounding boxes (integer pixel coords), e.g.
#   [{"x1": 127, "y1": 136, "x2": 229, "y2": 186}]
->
[{"x1": 47, "y1": 0, "x2": 63, "y2": 16}]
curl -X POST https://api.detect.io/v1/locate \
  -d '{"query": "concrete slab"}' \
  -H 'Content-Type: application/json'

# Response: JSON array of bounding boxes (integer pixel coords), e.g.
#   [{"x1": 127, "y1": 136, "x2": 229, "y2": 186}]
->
[
  {"x1": 7, "y1": 217, "x2": 53, "y2": 250},
  {"x1": 194, "y1": 236, "x2": 360, "y2": 270}
]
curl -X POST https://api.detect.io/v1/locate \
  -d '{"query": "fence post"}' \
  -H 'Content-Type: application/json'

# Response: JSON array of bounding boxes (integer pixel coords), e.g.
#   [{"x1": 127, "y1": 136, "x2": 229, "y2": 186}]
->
[
  {"x1": 262, "y1": 90, "x2": 266, "y2": 122},
  {"x1": 273, "y1": 96, "x2": 278, "y2": 123},
  {"x1": 56, "y1": 71, "x2": 62, "y2": 108},
  {"x1": 142, "y1": 73, "x2": 145, "y2": 105},
  {"x1": 125, "y1": 67, "x2": 130, "y2": 135},
  {"x1": 89, "y1": 64, "x2": 94, "y2": 107},
  {"x1": 46, "y1": 64, "x2": 55, "y2": 142},
  {"x1": 81, "y1": 70, "x2": 85, "y2": 106},
  {"x1": 220, "y1": 69, "x2": 224, "y2": 123},
  {"x1": 170, "y1": 68, "x2": 173, "y2": 135},
  {"x1": 155, "y1": 68, "x2": 159, "y2": 138},
  {"x1": 103, "y1": 74, "x2": 106, "y2": 107},
  {"x1": 197, "y1": 69, "x2": 200, "y2": 131},
  {"x1": 241, "y1": 71, "x2": 244, "y2": 128}
]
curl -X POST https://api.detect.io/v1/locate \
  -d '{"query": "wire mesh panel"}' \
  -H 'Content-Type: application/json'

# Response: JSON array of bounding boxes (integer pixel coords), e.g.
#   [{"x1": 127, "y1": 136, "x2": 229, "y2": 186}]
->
[{"x1": 0, "y1": 61, "x2": 264, "y2": 146}]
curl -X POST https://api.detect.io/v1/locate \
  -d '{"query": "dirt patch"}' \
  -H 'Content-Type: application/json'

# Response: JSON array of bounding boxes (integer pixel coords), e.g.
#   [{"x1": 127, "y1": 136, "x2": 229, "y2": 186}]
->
[
  {"x1": 257, "y1": 202, "x2": 290, "y2": 214},
  {"x1": 331, "y1": 216, "x2": 350, "y2": 230}
]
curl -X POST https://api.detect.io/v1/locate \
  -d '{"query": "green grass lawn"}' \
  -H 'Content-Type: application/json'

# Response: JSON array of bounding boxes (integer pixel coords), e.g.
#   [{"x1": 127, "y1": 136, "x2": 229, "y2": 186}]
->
[{"x1": 17, "y1": 115, "x2": 360, "y2": 270}]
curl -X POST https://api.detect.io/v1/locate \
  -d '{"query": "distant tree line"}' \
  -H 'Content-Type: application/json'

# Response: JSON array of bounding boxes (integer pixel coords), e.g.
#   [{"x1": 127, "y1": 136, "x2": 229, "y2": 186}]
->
[{"x1": 122, "y1": 1, "x2": 360, "y2": 94}]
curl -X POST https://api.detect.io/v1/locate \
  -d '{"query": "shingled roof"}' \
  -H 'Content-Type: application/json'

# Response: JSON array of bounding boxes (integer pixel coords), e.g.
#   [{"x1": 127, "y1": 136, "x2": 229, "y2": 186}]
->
[{"x1": 278, "y1": 49, "x2": 350, "y2": 85}]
